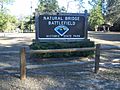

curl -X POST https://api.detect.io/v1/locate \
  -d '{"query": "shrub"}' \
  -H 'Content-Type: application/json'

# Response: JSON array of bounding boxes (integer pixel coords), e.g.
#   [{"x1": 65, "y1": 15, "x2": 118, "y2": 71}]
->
[{"x1": 29, "y1": 40, "x2": 95, "y2": 58}]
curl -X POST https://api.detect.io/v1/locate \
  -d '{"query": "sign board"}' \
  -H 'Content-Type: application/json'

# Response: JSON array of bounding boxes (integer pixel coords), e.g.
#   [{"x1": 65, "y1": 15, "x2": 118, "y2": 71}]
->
[{"x1": 35, "y1": 11, "x2": 88, "y2": 41}]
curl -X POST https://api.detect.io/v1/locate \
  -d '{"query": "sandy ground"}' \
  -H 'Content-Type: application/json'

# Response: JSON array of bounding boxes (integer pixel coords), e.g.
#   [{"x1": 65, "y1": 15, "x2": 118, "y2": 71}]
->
[{"x1": 0, "y1": 32, "x2": 120, "y2": 90}]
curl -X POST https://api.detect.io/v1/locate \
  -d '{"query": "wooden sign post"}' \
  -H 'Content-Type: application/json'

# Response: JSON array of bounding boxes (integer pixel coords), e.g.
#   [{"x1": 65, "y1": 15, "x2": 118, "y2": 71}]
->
[
  {"x1": 95, "y1": 44, "x2": 100, "y2": 73},
  {"x1": 20, "y1": 47, "x2": 26, "y2": 80}
]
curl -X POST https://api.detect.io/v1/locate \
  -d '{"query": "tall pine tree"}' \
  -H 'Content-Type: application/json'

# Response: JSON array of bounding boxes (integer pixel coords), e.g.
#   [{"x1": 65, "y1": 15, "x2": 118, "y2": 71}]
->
[
  {"x1": 88, "y1": 0, "x2": 105, "y2": 30},
  {"x1": 38, "y1": 0, "x2": 59, "y2": 14}
]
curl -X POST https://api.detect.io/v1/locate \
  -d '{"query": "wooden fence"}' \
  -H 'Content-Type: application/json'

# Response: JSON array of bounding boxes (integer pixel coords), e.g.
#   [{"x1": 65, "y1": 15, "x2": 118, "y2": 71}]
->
[
  {"x1": 20, "y1": 44, "x2": 101, "y2": 80},
  {"x1": 0, "y1": 44, "x2": 119, "y2": 81}
]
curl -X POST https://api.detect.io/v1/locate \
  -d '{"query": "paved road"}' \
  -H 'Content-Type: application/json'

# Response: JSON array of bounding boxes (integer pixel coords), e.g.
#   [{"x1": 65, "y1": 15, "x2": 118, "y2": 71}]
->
[
  {"x1": 88, "y1": 31, "x2": 120, "y2": 47},
  {"x1": 0, "y1": 31, "x2": 120, "y2": 51},
  {"x1": 88, "y1": 31, "x2": 120, "y2": 64},
  {"x1": 0, "y1": 33, "x2": 35, "y2": 51}
]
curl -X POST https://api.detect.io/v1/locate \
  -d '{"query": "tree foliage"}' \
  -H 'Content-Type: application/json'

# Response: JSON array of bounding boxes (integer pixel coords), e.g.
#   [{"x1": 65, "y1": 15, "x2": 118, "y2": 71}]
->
[
  {"x1": 106, "y1": 0, "x2": 120, "y2": 24},
  {"x1": 105, "y1": 0, "x2": 120, "y2": 31},
  {"x1": 0, "y1": 0, "x2": 14, "y2": 3},
  {"x1": 0, "y1": 0, "x2": 16, "y2": 32},
  {"x1": 74, "y1": 0, "x2": 84, "y2": 8},
  {"x1": 38, "y1": 0, "x2": 59, "y2": 14},
  {"x1": 0, "y1": 12, "x2": 17, "y2": 32},
  {"x1": 23, "y1": 16, "x2": 35, "y2": 32},
  {"x1": 37, "y1": 0, "x2": 66, "y2": 14},
  {"x1": 0, "y1": 0, "x2": 15, "y2": 8},
  {"x1": 72, "y1": 0, "x2": 85, "y2": 12},
  {"x1": 88, "y1": 0, "x2": 105, "y2": 30}
]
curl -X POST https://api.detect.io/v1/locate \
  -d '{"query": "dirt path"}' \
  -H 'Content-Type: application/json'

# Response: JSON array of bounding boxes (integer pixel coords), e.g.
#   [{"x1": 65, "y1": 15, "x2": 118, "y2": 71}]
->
[
  {"x1": 88, "y1": 31, "x2": 120, "y2": 46},
  {"x1": 0, "y1": 32, "x2": 120, "y2": 90}
]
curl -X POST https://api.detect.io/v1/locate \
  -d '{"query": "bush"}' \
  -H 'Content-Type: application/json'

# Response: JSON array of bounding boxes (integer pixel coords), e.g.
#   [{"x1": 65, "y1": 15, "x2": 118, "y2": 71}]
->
[{"x1": 29, "y1": 40, "x2": 95, "y2": 58}]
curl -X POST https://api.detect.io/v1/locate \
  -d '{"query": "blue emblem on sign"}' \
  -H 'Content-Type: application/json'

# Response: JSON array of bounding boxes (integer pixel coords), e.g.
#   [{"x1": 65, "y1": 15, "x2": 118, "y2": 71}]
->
[{"x1": 54, "y1": 25, "x2": 69, "y2": 36}]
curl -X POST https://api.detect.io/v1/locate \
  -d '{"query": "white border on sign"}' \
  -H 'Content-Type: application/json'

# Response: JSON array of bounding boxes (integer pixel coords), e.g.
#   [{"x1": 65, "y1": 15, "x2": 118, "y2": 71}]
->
[{"x1": 38, "y1": 38, "x2": 85, "y2": 40}]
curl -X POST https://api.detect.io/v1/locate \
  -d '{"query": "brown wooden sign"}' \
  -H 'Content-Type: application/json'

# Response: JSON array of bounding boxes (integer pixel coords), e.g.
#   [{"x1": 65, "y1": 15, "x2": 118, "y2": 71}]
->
[{"x1": 35, "y1": 11, "x2": 88, "y2": 41}]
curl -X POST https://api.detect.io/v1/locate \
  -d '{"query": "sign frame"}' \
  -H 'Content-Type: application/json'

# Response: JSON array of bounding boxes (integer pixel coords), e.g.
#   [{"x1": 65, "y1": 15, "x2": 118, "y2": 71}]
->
[{"x1": 35, "y1": 9, "x2": 88, "y2": 42}]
